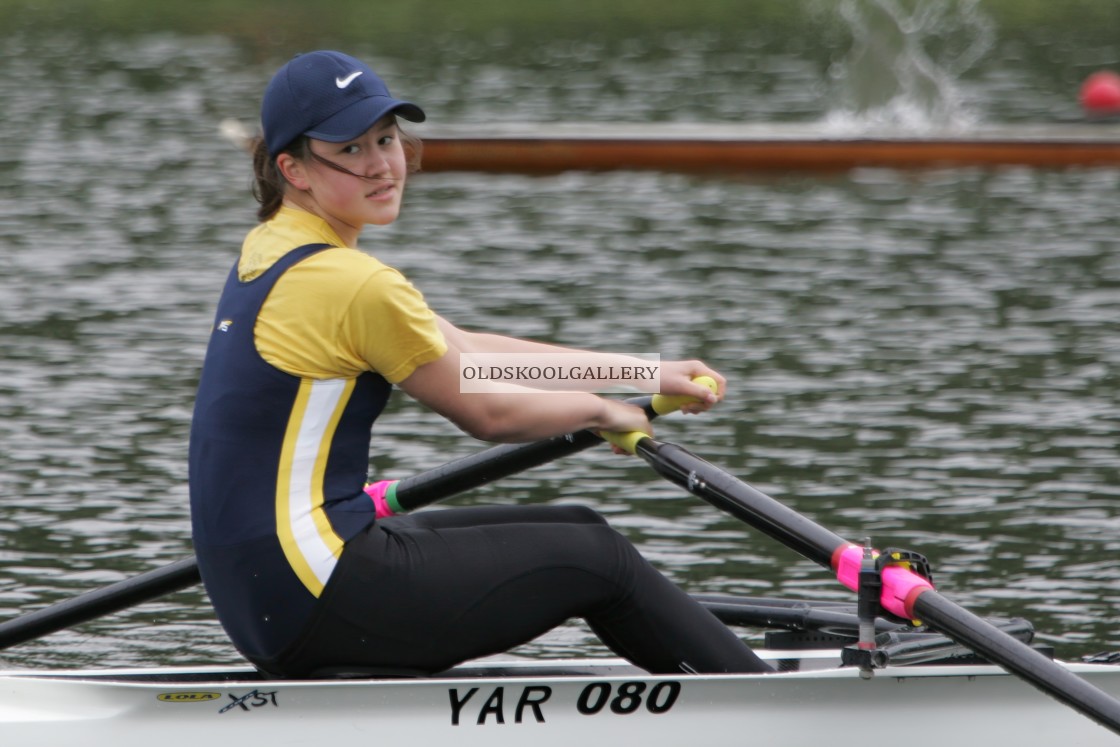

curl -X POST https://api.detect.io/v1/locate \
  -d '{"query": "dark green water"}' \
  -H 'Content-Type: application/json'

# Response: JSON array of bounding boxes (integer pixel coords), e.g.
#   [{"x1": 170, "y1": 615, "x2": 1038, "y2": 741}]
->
[{"x1": 2, "y1": 1, "x2": 1120, "y2": 669}]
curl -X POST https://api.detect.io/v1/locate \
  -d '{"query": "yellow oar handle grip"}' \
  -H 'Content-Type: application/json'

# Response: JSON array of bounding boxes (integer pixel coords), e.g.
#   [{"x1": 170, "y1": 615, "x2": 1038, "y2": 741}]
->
[
  {"x1": 650, "y1": 375, "x2": 719, "y2": 415},
  {"x1": 601, "y1": 430, "x2": 649, "y2": 455},
  {"x1": 603, "y1": 376, "x2": 718, "y2": 454}
]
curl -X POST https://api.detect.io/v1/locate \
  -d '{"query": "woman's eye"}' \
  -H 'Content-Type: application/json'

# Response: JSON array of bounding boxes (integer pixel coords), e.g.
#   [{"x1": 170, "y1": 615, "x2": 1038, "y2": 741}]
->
[
  {"x1": 341, "y1": 144, "x2": 361, "y2": 155},
  {"x1": 378, "y1": 135, "x2": 394, "y2": 146}
]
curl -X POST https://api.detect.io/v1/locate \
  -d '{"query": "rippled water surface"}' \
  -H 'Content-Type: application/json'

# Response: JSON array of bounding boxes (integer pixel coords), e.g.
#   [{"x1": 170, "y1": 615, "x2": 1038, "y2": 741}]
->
[{"x1": 2, "y1": 13, "x2": 1120, "y2": 669}]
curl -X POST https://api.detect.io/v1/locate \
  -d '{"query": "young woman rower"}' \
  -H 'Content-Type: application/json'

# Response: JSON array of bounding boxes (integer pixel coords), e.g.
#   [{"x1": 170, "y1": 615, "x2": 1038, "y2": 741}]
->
[{"x1": 188, "y1": 50, "x2": 773, "y2": 678}]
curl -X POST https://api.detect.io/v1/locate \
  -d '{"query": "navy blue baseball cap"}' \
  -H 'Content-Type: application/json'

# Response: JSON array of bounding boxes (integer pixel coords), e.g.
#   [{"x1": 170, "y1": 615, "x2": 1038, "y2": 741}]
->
[{"x1": 261, "y1": 50, "x2": 426, "y2": 157}]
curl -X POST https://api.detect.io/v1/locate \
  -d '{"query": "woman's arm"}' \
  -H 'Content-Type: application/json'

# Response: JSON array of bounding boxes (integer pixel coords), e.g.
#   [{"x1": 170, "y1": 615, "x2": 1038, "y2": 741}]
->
[
  {"x1": 397, "y1": 332, "x2": 652, "y2": 443},
  {"x1": 436, "y1": 317, "x2": 726, "y2": 413}
]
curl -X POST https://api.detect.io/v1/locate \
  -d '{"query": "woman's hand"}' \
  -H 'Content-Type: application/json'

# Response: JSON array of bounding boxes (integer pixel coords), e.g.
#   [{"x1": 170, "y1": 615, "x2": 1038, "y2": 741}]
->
[
  {"x1": 658, "y1": 360, "x2": 727, "y2": 414},
  {"x1": 596, "y1": 399, "x2": 653, "y2": 455},
  {"x1": 598, "y1": 398, "x2": 653, "y2": 435}
]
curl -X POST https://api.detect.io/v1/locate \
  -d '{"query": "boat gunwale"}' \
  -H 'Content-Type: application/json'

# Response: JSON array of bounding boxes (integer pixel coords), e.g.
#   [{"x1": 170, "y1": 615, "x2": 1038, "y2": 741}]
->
[{"x1": 4, "y1": 652, "x2": 1116, "y2": 687}]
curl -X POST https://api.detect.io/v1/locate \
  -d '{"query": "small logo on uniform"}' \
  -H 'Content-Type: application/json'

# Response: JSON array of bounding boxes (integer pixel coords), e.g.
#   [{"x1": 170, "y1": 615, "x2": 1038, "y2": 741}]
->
[{"x1": 217, "y1": 319, "x2": 233, "y2": 332}]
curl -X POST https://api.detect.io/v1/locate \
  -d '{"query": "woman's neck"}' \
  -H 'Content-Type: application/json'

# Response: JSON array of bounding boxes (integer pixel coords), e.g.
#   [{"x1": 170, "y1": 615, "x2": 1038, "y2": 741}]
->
[{"x1": 281, "y1": 195, "x2": 360, "y2": 247}]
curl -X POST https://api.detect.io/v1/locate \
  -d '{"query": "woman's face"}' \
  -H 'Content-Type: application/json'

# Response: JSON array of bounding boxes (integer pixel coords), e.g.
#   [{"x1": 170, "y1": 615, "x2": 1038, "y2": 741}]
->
[{"x1": 290, "y1": 115, "x2": 409, "y2": 237}]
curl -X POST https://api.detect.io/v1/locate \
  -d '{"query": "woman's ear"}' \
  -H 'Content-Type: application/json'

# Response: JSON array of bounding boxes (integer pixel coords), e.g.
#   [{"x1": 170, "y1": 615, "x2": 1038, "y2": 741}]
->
[{"x1": 276, "y1": 153, "x2": 310, "y2": 191}]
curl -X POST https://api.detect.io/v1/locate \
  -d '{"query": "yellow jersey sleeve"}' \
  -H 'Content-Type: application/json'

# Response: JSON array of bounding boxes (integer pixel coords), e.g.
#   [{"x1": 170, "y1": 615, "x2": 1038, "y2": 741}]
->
[
  {"x1": 255, "y1": 247, "x2": 446, "y2": 383},
  {"x1": 343, "y1": 265, "x2": 448, "y2": 384}
]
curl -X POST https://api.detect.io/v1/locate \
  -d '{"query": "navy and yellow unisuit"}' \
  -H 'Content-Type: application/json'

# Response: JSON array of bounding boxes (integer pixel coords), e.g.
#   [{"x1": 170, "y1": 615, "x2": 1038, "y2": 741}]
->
[
  {"x1": 188, "y1": 209, "x2": 446, "y2": 665},
  {"x1": 190, "y1": 210, "x2": 775, "y2": 679}
]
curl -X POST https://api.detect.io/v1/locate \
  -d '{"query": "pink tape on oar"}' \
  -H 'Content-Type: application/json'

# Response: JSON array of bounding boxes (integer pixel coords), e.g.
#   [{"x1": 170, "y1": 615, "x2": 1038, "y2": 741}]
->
[
  {"x1": 832, "y1": 543, "x2": 865, "y2": 592},
  {"x1": 832, "y1": 543, "x2": 934, "y2": 621},
  {"x1": 364, "y1": 480, "x2": 399, "y2": 518},
  {"x1": 880, "y1": 564, "x2": 934, "y2": 621}
]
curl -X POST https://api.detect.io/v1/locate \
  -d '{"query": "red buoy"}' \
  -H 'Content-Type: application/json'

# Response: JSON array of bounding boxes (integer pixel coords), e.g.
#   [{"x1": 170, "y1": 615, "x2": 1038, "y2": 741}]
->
[{"x1": 1080, "y1": 70, "x2": 1120, "y2": 116}]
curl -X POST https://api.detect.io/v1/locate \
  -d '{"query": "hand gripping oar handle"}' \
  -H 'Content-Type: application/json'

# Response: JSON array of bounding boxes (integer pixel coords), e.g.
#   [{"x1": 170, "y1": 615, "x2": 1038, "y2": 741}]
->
[
  {"x1": 602, "y1": 375, "x2": 719, "y2": 454},
  {"x1": 0, "y1": 389, "x2": 695, "y2": 652},
  {"x1": 618, "y1": 430, "x2": 1120, "y2": 737}
]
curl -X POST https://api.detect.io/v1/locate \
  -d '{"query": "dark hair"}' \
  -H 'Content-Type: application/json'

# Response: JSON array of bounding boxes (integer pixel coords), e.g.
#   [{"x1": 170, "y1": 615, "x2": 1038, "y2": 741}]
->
[{"x1": 250, "y1": 124, "x2": 425, "y2": 223}]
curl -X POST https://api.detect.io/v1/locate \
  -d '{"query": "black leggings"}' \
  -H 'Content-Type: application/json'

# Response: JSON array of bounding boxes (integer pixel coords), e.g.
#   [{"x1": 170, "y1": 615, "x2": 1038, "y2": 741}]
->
[{"x1": 267, "y1": 504, "x2": 772, "y2": 677}]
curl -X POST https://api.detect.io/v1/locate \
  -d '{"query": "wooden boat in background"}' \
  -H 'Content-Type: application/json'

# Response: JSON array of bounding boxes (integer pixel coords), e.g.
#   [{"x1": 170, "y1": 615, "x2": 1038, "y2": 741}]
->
[{"x1": 414, "y1": 122, "x2": 1120, "y2": 174}]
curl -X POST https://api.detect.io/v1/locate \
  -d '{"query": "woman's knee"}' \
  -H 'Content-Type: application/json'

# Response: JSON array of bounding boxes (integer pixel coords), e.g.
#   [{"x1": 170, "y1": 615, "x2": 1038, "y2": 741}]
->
[{"x1": 554, "y1": 503, "x2": 609, "y2": 525}]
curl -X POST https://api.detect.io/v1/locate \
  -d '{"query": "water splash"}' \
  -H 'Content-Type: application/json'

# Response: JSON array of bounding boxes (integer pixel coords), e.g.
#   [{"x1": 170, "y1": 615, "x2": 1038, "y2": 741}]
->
[{"x1": 822, "y1": 0, "x2": 995, "y2": 133}]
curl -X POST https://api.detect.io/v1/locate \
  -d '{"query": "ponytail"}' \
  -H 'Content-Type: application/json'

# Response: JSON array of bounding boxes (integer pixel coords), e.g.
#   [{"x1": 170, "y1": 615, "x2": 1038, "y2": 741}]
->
[{"x1": 250, "y1": 135, "x2": 308, "y2": 223}]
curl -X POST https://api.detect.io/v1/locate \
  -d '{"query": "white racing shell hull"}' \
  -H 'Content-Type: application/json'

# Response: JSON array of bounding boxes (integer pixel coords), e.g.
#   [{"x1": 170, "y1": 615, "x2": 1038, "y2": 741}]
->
[{"x1": 4, "y1": 651, "x2": 1120, "y2": 746}]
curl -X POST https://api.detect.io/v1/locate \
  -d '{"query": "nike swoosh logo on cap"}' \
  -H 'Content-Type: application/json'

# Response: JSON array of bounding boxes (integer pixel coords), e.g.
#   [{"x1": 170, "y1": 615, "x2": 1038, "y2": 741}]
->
[{"x1": 336, "y1": 71, "x2": 363, "y2": 88}]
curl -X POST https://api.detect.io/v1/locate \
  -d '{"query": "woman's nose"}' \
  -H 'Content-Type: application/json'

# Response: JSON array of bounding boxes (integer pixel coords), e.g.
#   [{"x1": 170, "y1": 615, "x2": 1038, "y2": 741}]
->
[{"x1": 364, "y1": 150, "x2": 390, "y2": 178}]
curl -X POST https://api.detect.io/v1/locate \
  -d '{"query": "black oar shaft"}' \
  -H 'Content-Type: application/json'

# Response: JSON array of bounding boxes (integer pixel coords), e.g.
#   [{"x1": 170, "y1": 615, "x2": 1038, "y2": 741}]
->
[
  {"x1": 913, "y1": 591, "x2": 1120, "y2": 734},
  {"x1": 633, "y1": 434, "x2": 1120, "y2": 737},
  {"x1": 396, "y1": 395, "x2": 656, "y2": 510},
  {"x1": 0, "y1": 397, "x2": 657, "y2": 652},
  {"x1": 635, "y1": 439, "x2": 846, "y2": 567},
  {"x1": 0, "y1": 437, "x2": 591, "y2": 652},
  {"x1": 395, "y1": 430, "x2": 601, "y2": 511},
  {"x1": 0, "y1": 558, "x2": 202, "y2": 651}
]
